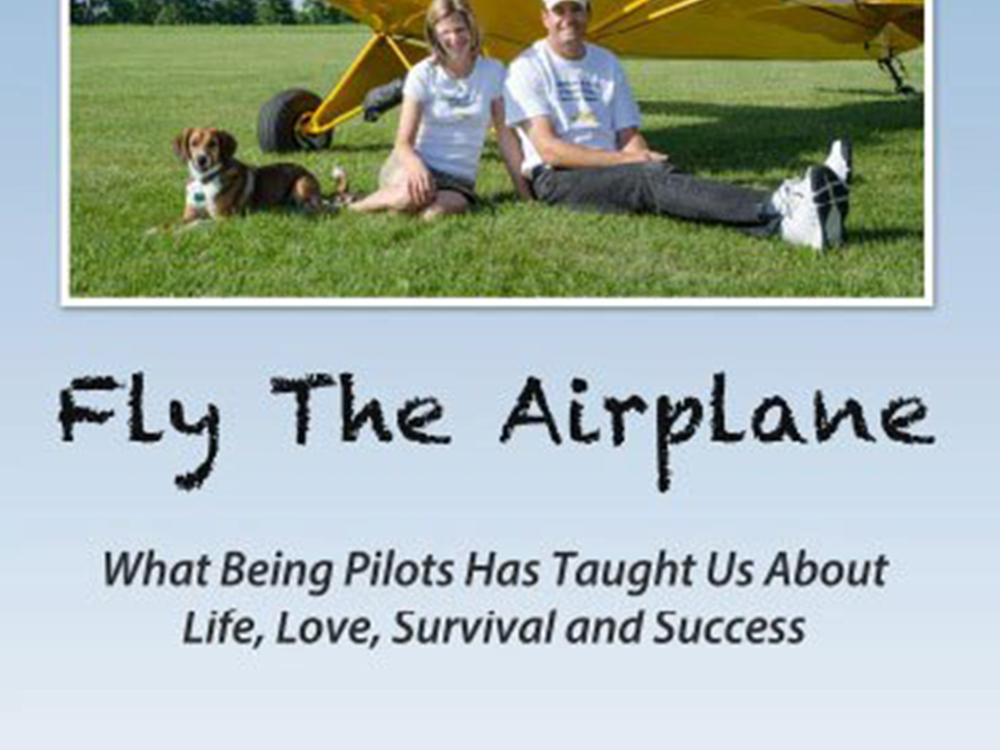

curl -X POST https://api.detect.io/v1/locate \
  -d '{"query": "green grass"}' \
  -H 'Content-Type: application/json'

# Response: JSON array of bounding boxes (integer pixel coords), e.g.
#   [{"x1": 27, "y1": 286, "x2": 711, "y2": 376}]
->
[{"x1": 70, "y1": 25, "x2": 926, "y2": 300}]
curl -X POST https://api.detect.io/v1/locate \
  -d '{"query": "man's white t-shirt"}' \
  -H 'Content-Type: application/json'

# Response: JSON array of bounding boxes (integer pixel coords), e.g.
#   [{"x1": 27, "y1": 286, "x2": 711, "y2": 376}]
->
[
  {"x1": 504, "y1": 40, "x2": 641, "y2": 175},
  {"x1": 403, "y1": 56, "x2": 506, "y2": 184}
]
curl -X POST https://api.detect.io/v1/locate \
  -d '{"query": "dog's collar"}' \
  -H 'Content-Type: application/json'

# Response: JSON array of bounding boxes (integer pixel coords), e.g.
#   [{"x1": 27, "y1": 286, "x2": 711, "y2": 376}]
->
[{"x1": 195, "y1": 163, "x2": 225, "y2": 184}]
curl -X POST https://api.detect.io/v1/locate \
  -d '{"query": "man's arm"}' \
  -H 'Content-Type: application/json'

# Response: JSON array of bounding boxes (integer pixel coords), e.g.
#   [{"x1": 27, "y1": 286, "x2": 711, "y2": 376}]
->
[
  {"x1": 616, "y1": 127, "x2": 667, "y2": 161},
  {"x1": 522, "y1": 117, "x2": 667, "y2": 169}
]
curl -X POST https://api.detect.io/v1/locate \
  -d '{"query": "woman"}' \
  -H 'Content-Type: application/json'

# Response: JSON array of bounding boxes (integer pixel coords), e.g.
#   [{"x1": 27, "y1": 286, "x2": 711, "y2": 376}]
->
[{"x1": 350, "y1": 0, "x2": 529, "y2": 219}]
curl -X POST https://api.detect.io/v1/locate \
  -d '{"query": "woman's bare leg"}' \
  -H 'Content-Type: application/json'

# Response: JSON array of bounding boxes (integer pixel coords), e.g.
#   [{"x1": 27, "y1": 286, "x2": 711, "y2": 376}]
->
[
  {"x1": 349, "y1": 152, "x2": 425, "y2": 214},
  {"x1": 348, "y1": 184, "x2": 416, "y2": 214},
  {"x1": 420, "y1": 190, "x2": 470, "y2": 221}
]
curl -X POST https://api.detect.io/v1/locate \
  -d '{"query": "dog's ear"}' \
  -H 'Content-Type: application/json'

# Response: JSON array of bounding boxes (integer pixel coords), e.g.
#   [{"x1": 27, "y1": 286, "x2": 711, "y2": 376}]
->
[
  {"x1": 217, "y1": 130, "x2": 237, "y2": 162},
  {"x1": 173, "y1": 128, "x2": 193, "y2": 162}
]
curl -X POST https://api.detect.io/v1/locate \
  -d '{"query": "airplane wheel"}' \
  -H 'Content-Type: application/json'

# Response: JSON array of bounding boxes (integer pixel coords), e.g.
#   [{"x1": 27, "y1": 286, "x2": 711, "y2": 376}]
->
[{"x1": 258, "y1": 89, "x2": 333, "y2": 153}]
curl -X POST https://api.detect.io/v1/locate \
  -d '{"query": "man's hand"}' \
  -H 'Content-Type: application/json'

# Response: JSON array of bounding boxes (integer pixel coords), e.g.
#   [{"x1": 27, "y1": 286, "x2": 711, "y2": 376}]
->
[
  {"x1": 618, "y1": 127, "x2": 668, "y2": 163},
  {"x1": 620, "y1": 148, "x2": 669, "y2": 164}
]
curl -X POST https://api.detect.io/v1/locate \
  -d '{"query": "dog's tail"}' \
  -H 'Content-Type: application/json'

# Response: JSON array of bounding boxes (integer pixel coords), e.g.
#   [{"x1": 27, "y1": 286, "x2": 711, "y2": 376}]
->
[
  {"x1": 319, "y1": 165, "x2": 354, "y2": 212},
  {"x1": 331, "y1": 165, "x2": 349, "y2": 197}
]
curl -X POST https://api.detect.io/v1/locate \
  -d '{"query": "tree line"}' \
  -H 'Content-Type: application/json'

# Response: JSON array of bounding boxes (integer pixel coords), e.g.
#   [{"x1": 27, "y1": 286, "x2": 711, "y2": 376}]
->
[{"x1": 70, "y1": 1, "x2": 351, "y2": 25}]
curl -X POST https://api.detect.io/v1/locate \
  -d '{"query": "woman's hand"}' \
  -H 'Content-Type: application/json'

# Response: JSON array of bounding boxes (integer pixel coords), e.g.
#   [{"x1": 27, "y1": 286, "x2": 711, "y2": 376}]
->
[
  {"x1": 394, "y1": 95, "x2": 435, "y2": 209},
  {"x1": 403, "y1": 159, "x2": 436, "y2": 208}
]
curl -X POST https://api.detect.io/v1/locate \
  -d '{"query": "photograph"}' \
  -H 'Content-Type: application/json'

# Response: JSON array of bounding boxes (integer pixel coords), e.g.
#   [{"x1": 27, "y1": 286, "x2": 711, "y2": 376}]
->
[{"x1": 65, "y1": 0, "x2": 929, "y2": 303}]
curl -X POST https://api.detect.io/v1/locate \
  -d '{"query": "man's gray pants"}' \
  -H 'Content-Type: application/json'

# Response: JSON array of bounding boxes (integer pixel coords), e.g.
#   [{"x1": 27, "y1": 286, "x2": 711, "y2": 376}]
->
[{"x1": 531, "y1": 162, "x2": 779, "y2": 237}]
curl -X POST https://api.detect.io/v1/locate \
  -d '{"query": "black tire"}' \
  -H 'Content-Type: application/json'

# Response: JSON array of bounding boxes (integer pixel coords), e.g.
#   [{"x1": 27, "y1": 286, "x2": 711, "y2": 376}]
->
[{"x1": 257, "y1": 89, "x2": 333, "y2": 153}]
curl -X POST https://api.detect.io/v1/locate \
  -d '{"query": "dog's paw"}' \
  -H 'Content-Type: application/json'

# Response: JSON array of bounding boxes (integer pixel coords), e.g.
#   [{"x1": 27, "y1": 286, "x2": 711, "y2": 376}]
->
[{"x1": 177, "y1": 219, "x2": 212, "y2": 233}]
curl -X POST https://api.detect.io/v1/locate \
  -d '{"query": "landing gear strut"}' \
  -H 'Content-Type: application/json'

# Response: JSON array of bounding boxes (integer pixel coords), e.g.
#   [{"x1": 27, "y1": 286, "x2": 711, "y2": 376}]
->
[{"x1": 879, "y1": 56, "x2": 917, "y2": 96}]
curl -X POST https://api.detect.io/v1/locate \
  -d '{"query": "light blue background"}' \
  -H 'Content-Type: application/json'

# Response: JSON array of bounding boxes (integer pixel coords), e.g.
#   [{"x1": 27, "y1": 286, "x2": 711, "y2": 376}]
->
[{"x1": 2, "y1": 2, "x2": 997, "y2": 747}]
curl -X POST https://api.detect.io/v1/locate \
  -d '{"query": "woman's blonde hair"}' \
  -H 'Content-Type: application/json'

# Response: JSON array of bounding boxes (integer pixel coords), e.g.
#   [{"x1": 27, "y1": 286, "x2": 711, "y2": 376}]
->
[{"x1": 425, "y1": 0, "x2": 482, "y2": 64}]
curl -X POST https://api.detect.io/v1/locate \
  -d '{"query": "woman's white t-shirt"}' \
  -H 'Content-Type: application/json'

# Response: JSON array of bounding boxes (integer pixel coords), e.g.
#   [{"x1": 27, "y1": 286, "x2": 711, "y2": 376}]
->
[{"x1": 403, "y1": 56, "x2": 506, "y2": 184}]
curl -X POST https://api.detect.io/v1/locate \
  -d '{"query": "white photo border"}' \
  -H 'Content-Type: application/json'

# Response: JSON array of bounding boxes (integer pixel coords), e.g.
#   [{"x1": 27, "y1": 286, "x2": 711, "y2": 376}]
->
[{"x1": 59, "y1": 0, "x2": 935, "y2": 309}]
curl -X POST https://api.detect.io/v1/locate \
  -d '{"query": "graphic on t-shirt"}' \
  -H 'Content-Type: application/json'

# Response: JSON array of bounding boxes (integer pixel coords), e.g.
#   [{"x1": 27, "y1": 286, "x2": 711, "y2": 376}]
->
[
  {"x1": 442, "y1": 84, "x2": 475, "y2": 111},
  {"x1": 554, "y1": 76, "x2": 604, "y2": 129},
  {"x1": 432, "y1": 94, "x2": 477, "y2": 121},
  {"x1": 556, "y1": 78, "x2": 602, "y2": 103}
]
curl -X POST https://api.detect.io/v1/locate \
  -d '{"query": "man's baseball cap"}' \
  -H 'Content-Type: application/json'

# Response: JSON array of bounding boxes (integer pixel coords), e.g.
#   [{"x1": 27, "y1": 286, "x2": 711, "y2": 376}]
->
[{"x1": 542, "y1": 0, "x2": 589, "y2": 9}]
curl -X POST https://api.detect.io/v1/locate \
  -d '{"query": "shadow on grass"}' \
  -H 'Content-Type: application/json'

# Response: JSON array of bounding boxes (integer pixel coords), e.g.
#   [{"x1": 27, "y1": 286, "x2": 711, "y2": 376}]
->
[
  {"x1": 847, "y1": 226, "x2": 922, "y2": 244},
  {"x1": 637, "y1": 96, "x2": 923, "y2": 174},
  {"x1": 815, "y1": 88, "x2": 922, "y2": 98},
  {"x1": 308, "y1": 141, "x2": 392, "y2": 155},
  {"x1": 473, "y1": 193, "x2": 526, "y2": 213}
]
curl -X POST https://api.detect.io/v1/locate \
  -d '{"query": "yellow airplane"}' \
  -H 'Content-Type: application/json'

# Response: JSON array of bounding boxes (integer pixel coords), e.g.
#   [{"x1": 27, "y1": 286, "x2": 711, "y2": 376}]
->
[{"x1": 258, "y1": 0, "x2": 925, "y2": 151}]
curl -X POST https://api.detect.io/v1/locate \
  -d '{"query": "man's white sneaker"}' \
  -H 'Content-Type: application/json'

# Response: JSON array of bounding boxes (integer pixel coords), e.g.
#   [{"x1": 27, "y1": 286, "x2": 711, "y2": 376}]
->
[
  {"x1": 825, "y1": 137, "x2": 853, "y2": 185},
  {"x1": 772, "y1": 166, "x2": 848, "y2": 251}
]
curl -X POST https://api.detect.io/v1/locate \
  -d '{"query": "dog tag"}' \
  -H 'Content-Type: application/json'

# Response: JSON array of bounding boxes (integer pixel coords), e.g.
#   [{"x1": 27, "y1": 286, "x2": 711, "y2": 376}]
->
[{"x1": 186, "y1": 180, "x2": 207, "y2": 208}]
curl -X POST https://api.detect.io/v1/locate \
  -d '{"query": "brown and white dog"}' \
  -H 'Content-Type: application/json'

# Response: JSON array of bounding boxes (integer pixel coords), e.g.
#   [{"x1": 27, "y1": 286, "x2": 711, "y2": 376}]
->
[{"x1": 172, "y1": 127, "x2": 351, "y2": 226}]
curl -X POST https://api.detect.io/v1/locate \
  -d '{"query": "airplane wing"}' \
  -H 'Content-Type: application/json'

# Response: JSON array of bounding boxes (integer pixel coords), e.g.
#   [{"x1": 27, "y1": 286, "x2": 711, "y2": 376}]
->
[
  {"x1": 326, "y1": 0, "x2": 925, "y2": 62},
  {"x1": 263, "y1": 1, "x2": 924, "y2": 147},
  {"x1": 585, "y1": 0, "x2": 924, "y2": 61}
]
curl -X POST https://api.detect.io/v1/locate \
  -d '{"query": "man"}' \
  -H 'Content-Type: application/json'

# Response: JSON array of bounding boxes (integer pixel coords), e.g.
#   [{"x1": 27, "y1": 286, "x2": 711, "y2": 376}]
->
[{"x1": 504, "y1": 0, "x2": 852, "y2": 251}]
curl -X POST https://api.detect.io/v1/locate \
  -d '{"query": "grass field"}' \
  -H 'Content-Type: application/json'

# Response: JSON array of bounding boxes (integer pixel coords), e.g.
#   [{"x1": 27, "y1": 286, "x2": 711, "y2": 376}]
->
[{"x1": 69, "y1": 25, "x2": 926, "y2": 300}]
